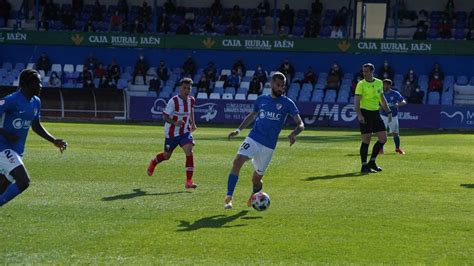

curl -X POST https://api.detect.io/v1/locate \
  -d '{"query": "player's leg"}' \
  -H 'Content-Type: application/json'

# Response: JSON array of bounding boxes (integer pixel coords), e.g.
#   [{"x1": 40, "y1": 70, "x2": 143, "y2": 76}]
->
[
  {"x1": 0, "y1": 174, "x2": 11, "y2": 194},
  {"x1": 359, "y1": 110, "x2": 374, "y2": 173},
  {"x1": 181, "y1": 143, "x2": 197, "y2": 189},
  {"x1": 247, "y1": 145, "x2": 273, "y2": 206},
  {"x1": 147, "y1": 138, "x2": 175, "y2": 176},
  {"x1": 368, "y1": 124, "x2": 388, "y2": 172},
  {"x1": 0, "y1": 165, "x2": 30, "y2": 207},
  {"x1": 380, "y1": 115, "x2": 390, "y2": 155},
  {"x1": 391, "y1": 117, "x2": 405, "y2": 154}
]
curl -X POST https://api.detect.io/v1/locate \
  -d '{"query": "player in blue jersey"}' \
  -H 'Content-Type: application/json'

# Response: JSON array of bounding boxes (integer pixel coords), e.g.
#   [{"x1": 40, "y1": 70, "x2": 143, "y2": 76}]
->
[
  {"x1": 0, "y1": 69, "x2": 67, "y2": 207},
  {"x1": 224, "y1": 72, "x2": 305, "y2": 209},
  {"x1": 380, "y1": 79, "x2": 407, "y2": 155}
]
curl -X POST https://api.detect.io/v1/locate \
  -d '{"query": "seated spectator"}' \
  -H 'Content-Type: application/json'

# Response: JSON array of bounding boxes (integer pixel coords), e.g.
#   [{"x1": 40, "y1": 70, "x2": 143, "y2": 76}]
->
[
  {"x1": 131, "y1": 19, "x2": 145, "y2": 34},
  {"x1": 225, "y1": 22, "x2": 239, "y2": 36},
  {"x1": 429, "y1": 62, "x2": 444, "y2": 81},
  {"x1": 413, "y1": 26, "x2": 427, "y2": 40},
  {"x1": 311, "y1": 0, "x2": 323, "y2": 19},
  {"x1": 99, "y1": 76, "x2": 116, "y2": 89},
  {"x1": 328, "y1": 62, "x2": 343, "y2": 82},
  {"x1": 83, "y1": 77, "x2": 95, "y2": 89},
  {"x1": 404, "y1": 69, "x2": 418, "y2": 85},
  {"x1": 157, "y1": 60, "x2": 169, "y2": 82},
  {"x1": 303, "y1": 66, "x2": 317, "y2": 85},
  {"x1": 48, "y1": 71, "x2": 62, "y2": 88},
  {"x1": 107, "y1": 59, "x2": 121, "y2": 83},
  {"x1": 225, "y1": 69, "x2": 241, "y2": 89},
  {"x1": 109, "y1": 11, "x2": 122, "y2": 31},
  {"x1": 82, "y1": 66, "x2": 94, "y2": 82},
  {"x1": 183, "y1": 56, "x2": 196, "y2": 76},
  {"x1": 157, "y1": 14, "x2": 171, "y2": 33},
  {"x1": 35, "y1": 53, "x2": 52, "y2": 75},
  {"x1": 84, "y1": 53, "x2": 98, "y2": 73},
  {"x1": 204, "y1": 16, "x2": 215, "y2": 34},
  {"x1": 149, "y1": 75, "x2": 161, "y2": 96},
  {"x1": 326, "y1": 70, "x2": 341, "y2": 92},
  {"x1": 61, "y1": 10, "x2": 75, "y2": 30},
  {"x1": 95, "y1": 63, "x2": 107, "y2": 79},
  {"x1": 230, "y1": 5, "x2": 243, "y2": 25},
  {"x1": 44, "y1": 0, "x2": 59, "y2": 20},
  {"x1": 428, "y1": 74, "x2": 443, "y2": 92},
  {"x1": 257, "y1": 1, "x2": 270, "y2": 17},
  {"x1": 0, "y1": 0, "x2": 11, "y2": 27},
  {"x1": 467, "y1": 28, "x2": 474, "y2": 40},
  {"x1": 379, "y1": 59, "x2": 394, "y2": 80},
  {"x1": 38, "y1": 14, "x2": 50, "y2": 31},
  {"x1": 210, "y1": 0, "x2": 223, "y2": 17},
  {"x1": 250, "y1": 13, "x2": 262, "y2": 35},
  {"x1": 83, "y1": 20, "x2": 96, "y2": 32},
  {"x1": 176, "y1": 20, "x2": 190, "y2": 35},
  {"x1": 197, "y1": 75, "x2": 210, "y2": 94},
  {"x1": 164, "y1": 0, "x2": 176, "y2": 15},
  {"x1": 445, "y1": 0, "x2": 454, "y2": 19},
  {"x1": 72, "y1": 0, "x2": 83, "y2": 14},
  {"x1": 184, "y1": 7, "x2": 195, "y2": 24},
  {"x1": 279, "y1": 4, "x2": 294, "y2": 32},
  {"x1": 117, "y1": 0, "x2": 128, "y2": 18},
  {"x1": 232, "y1": 59, "x2": 246, "y2": 77},
  {"x1": 330, "y1": 26, "x2": 344, "y2": 38},
  {"x1": 132, "y1": 55, "x2": 149, "y2": 85},
  {"x1": 439, "y1": 19, "x2": 452, "y2": 39},
  {"x1": 402, "y1": 70, "x2": 418, "y2": 98},
  {"x1": 248, "y1": 75, "x2": 263, "y2": 95},
  {"x1": 408, "y1": 85, "x2": 425, "y2": 104},
  {"x1": 417, "y1": 9, "x2": 429, "y2": 30},
  {"x1": 254, "y1": 64, "x2": 267, "y2": 84},
  {"x1": 204, "y1": 61, "x2": 217, "y2": 82},
  {"x1": 304, "y1": 19, "x2": 320, "y2": 38},
  {"x1": 332, "y1": 7, "x2": 348, "y2": 27},
  {"x1": 139, "y1": 1, "x2": 152, "y2": 23},
  {"x1": 278, "y1": 58, "x2": 295, "y2": 83},
  {"x1": 91, "y1": 0, "x2": 103, "y2": 21}
]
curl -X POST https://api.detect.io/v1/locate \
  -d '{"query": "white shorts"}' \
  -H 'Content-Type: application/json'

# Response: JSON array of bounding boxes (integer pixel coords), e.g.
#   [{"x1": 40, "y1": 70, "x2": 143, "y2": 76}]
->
[
  {"x1": 0, "y1": 149, "x2": 24, "y2": 182},
  {"x1": 381, "y1": 115, "x2": 399, "y2": 133},
  {"x1": 237, "y1": 137, "x2": 274, "y2": 175}
]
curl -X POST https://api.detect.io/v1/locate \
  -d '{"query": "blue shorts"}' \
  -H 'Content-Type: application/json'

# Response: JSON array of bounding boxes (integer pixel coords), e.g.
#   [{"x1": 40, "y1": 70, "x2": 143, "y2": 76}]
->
[{"x1": 165, "y1": 133, "x2": 195, "y2": 152}]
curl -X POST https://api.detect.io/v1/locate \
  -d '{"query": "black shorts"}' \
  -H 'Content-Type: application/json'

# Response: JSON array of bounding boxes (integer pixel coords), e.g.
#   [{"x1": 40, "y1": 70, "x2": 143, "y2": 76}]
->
[{"x1": 359, "y1": 109, "x2": 386, "y2": 134}]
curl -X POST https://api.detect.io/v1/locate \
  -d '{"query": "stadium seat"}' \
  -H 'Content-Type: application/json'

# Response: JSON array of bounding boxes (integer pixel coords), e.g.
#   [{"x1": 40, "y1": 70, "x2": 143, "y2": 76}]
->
[
  {"x1": 247, "y1": 94, "x2": 258, "y2": 100},
  {"x1": 428, "y1": 91, "x2": 440, "y2": 105},
  {"x1": 196, "y1": 92, "x2": 208, "y2": 99},
  {"x1": 324, "y1": 90, "x2": 337, "y2": 103},
  {"x1": 215, "y1": 80, "x2": 225, "y2": 88},
  {"x1": 209, "y1": 92, "x2": 221, "y2": 99},
  {"x1": 245, "y1": 70, "x2": 255, "y2": 77},
  {"x1": 14, "y1": 63, "x2": 25, "y2": 71},
  {"x1": 311, "y1": 90, "x2": 324, "y2": 102},
  {"x1": 222, "y1": 93, "x2": 233, "y2": 100},
  {"x1": 75, "y1": 64, "x2": 83, "y2": 72},
  {"x1": 234, "y1": 93, "x2": 246, "y2": 100},
  {"x1": 63, "y1": 64, "x2": 74, "y2": 73},
  {"x1": 262, "y1": 88, "x2": 271, "y2": 95},
  {"x1": 301, "y1": 83, "x2": 313, "y2": 93},
  {"x1": 26, "y1": 63, "x2": 35, "y2": 70},
  {"x1": 237, "y1": 87, "x2": 248, "y2": 95},
  {"x1": 298, "y1": 91, "x2": 311, "y2": 102},
  {"x1": 240, "y1": 81, "x2": 250, "y2": 90},
  {"x1": 51, "y1": 64, "x2": 62, "y2": 73},
  {"x1": 220, "y1": 69, "x2": 231, "y2": 76},
  {"x1": 457, "y1": 76, "x2": 468, "y2": 85},
  {"x1": 224, "y1": 87, "x2": 236, "y2": 95}
]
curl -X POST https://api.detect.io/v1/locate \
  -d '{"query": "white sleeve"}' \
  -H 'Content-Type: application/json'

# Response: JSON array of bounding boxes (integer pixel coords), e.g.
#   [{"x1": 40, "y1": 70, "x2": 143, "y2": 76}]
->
[{"x1": 163, "y1": 98, "x2": 175, "y2": 116}]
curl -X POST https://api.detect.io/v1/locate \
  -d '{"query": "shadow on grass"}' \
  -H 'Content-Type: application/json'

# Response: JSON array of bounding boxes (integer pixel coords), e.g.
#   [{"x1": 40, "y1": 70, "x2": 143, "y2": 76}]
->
[
  {"x1": 101, "y1": 188, "x2": 188, "y2": 201},
  {"x1": 303, "y1": 172, "x2": 366, "y2": 181},
  {"x1": 177, "y1": 210, "x2": 262, "y2": 231},
  {"x1": 345, "y1": 153, "x2": 395, "y2": 157},
  {"x1": 460, "y1": 184, "x2": 474, "y2": 188}
]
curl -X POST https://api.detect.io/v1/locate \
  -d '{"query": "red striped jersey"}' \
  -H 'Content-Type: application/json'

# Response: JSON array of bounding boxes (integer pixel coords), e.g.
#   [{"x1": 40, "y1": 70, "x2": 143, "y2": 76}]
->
[{"x1": 163, "y1": 95, "x2": 195, "y2": 138}]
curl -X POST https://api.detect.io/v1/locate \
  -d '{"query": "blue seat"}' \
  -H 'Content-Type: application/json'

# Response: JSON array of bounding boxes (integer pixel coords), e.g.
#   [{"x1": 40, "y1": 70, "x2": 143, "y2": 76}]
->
[
  {"x1": 428, "y1": 92, "x2": 440, "y2": 105},
  {"x1": 2, "y1": 62, "x2": 12, "y2": 70},
  {"x1": 456, "y1": 76, "x2": 468, "y2": 85},
  {"x1": 324, "y1": 90, "x2": 337, "y2": 103},
  {"x1": 301, "y1": 83, "x2": 313, "y2": 94}
]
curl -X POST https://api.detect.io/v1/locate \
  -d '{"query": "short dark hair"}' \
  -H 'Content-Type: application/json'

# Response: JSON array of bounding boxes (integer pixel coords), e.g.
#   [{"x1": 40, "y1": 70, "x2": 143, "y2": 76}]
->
[
  {"x1": 383, "y1": 79, "x2": 392, "y2": 85},
  {"x1": 180, "y1": 77, "x2": 193, "y2": 85},
  {"x1": 271, "y1": 71, "x2": 286, "y2": 83},
  {"x1": 362, "y1": 63, "x2": 375, "y2": 72},
  {"x1": 19, "y1": 69, "x2": 40, "y2": 89}
]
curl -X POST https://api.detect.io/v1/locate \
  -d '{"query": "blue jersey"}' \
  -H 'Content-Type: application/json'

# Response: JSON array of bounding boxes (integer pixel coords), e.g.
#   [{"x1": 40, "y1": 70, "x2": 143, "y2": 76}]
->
[
  {"x1": 381, "y1": 90, "x2": 404, "y2": 117},
  {"x1": 248, "y1": 95, "x2": 299, "y2": 149},
  {"x1": 0, "y1": 91, "x2": 41, "y2": 156}
]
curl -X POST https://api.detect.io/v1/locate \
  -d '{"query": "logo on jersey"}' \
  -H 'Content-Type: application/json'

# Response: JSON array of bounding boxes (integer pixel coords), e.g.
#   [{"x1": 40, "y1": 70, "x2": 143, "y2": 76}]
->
[
  {"x1": 150, "y1": 98, "x2": 168, "y2": 115},
  {"x1": 195, "y1": 103, "x2": 218, "y2": 122},
  {"x1": 12, "y1": 118, "x2": 31, "y2": 129},
  {"x1": 258, "y1": 110, "x2": 281, "y2": 121},
  {"x1": 34, "y1": 109, "x2": 38, "y2": 116},
  {"x1": 275, "y1": 103, "x2": 283, "y2": 110},
  {"x1": 0, "y1": 100, "x2": 4, "y2": 106}
]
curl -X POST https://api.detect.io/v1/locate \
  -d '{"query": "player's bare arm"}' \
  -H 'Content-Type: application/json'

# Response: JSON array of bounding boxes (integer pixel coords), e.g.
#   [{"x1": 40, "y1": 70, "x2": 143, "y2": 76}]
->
[
  {"x1": 164, "y1": 114, "x2": 184, "y2": 127},
  {"x1": 190, "y1": 108, "x2": 197, "y2": 131},
  {"x1": 288, "y1": 114, "x2": 304, "y2": 146},
  {"x1": 228, "y1": 111, "x2": 258, "y2": 140},
  {"x1": 396, "y1": 99, "x2": 407, "y2": 107},
  {"x1": 31, "y1": 120, "x2": 68, "y2": 153},
  {"x1": 380, "y1": 94, "x2": 392, "y2": 123},
  {"x1": 354, "y1": 95, "x2": 365, "y2": 124}
]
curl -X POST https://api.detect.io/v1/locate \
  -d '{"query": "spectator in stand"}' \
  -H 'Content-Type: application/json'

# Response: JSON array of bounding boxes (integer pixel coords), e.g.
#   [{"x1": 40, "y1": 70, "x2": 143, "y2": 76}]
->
[
  {"x1": 35, "y1": 53, "x2": 52, "y2": 75},
  {"x1": 278, "y1": 58, "x2": 295, "y2": 83},
  {"x1": 303, "y1": 66, "x2": 317, "y2": 85},
  {"x1": 230, "y1": 5, "x2": 243, "y2": 25},
  {"x1": 83, "y1": 20, "x2": 96, "y2": 32},
  {"x1": 225, "y1": 22, "x2": 239, "y2": 36},
  {"x1": 38, "y1": 15, "x2": 50, "y2": 31},
  {"x1": 417, "y1": 9, "x2": 429, "y2": 30},
  {"x1": 109, "y1": 10, "x2": 122, "y2": 31},
  {"x1": 254, "y1": 64, "x2": 267, "y2": 84},
  {"x1": 148, "y1": 75, "x2": 161, "y2": 96},
  {"x1": 248, "y1": 75, "x2": 263, "y2": 95},
  {"x1": 83, "y1": 76, "x2": 95, "y2": 89},
  {"x1": 61, "y1": 9, "x2": 75, "y2": 30},
  {"x1": 429, "y1": 62, "x2": 444, "y2": 81},
  {"x1": 326, "y1": 69, "x2": 341, "y2": 93},
  {"x1": 204, "y1": 61, "x2": 217, "y2": 82},
  {"x1": 250, "y1": 13, "x2": 262, "y2": 35},
  {"x1": 94, "y1": 63, "x2": 107, "y2": 79},
  {"x1": 132, "y1": 19, "x2": 146, "y2": 33},
  {"x1": 402, "y1": 69, "x2": 418, "y2": 98},
  {"x1": 379, "y1": 59, "x2": 395, "y2": 80},
  {"x1": 0, "y1": 0, "x2": 11, "y2": 27},
  {"x1": 157, "y1": 13, "x2": 171, "y2": 33},
  {"x1": 132, "y1": 55, "x2": 149, "y2": 85},
  {"x1": 439, "y1": 19, "x2": 452, "y2": 39},
  {"x1": 469, "y1": 8, "x2": 474, "y2": 28},
  {"x1": 225, "y1": 69, "x2": 241, "y2": 89},
  {"x1": 204, "y1": 16, "x2": 215, "y2": 34},
  {"x1": 332, "y1": 7, "x2": 348, "y2": 27},
  {"x1": 279, "y1": 4, "x2": 295, "y2": 32},
  {"x1": 82, "y1": 65, "x2": 94, "y2": 82},
  {"x1": 413, "y1": 26, "x2": 427, "y2": 40},
  {"x1": 184, "y1": 7, "x2": 195, "y2": 24},
  {"x1": 91, "y1": 0, "x2": 103, "y2": 22},
  {"x1": 257, "y1": 1, "x2": 270, "y2": 17},
  {"x1": 48, "y1": 71, "x2": 62, "y2": 88},
  {"x1": 311, "y1": 0, "x2": 323, "y2": 19},
  {"x1": 467, "y1": 28, "x2": 474, "y2": 40},
  {"x1": 84, "y1": 53, "x2": 98, "y2": 73},
  {"x1": 232, "y1": 59, "x2": 246, "y2": 77},
  {"x1": 445, "y1": 0, "x2": 454, "y2": 19},
  {"x1": 428, "y1": 74, "x2": 443, "y2": 92},
  {"x1": 304, "y1": 18, "x2": 320, "y2": 38},
  {"x1": 328, "y1": 62, "x2": 343, "y2": 82},
  {"x1": 176, "y1": 20, "x2": 190, "y2": 35},
  {"x1": 99, "y1": 76, "x2": 116, "y2": 89},
  {"x1": 182, "y1": 56, "x2": 196, "y2": 77},
  {"x1": 330, "y1": 25, "x2": 344, "y2": 38},
  {"x1": 157, "y1": 60, "x2": 169, "y2": 82},
  {"x1": 107, "y1": 58, "x2": 121, "y2": 83},
  {"x1": 139, "y1": 1, "x2": 152, "y2": 23},
  {"x1": 72, "y1": 0, "x2": 83, "y2": 14},
  {"x1": 44, "y1": 0, "x2": 59, "y2": 20},
  {"x1": 210, "y1": 0, "x2": 223, "y2": 17},
  {"x1": 163, "y1": 0, "x2": 176, "y2": 15},
  {"x1": 408, "y1": 85, "x2": 424, "y2": 104},
  {"x1": 117, "y1": 0, "x2": 128, "y2": 19},
  {"x1": 197, "y1": 75, "x2": 211, "y2": 94}
]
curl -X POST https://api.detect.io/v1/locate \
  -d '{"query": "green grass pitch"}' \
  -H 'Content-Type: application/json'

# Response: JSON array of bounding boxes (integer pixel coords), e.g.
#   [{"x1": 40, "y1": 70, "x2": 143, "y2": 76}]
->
[{"x1": 0, "y1": 122, "x2": 472, "y2": 264}]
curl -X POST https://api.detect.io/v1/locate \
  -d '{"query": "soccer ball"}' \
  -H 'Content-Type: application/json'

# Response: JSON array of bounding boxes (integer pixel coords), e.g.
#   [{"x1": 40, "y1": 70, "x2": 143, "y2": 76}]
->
[{"x1": 251, "y1": 191, "x2": 270, "y2": 211}]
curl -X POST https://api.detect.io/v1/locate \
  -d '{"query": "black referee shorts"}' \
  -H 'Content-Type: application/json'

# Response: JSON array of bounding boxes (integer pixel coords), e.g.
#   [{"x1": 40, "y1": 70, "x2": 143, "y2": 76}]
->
[{"x1": 359, "y1": 109, "x2": 386, "y2": 134}]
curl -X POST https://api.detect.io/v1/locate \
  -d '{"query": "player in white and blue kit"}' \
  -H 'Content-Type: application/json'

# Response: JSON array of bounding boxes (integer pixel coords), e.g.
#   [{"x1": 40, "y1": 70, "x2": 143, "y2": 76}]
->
[
  {"x1": 0, "y1": 69, "x2": 67, "y2": 207},
  {"x1": 380, "y1": 79, "x2": 407, "y2": 155},
  {"x1": 224, "y1": 72, "x2": 304, "y2": 209}
]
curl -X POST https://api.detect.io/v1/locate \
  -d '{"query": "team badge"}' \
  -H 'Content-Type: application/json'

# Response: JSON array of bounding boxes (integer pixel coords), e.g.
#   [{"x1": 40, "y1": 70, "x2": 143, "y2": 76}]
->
[
  {"x1": 0, "y1": 100, "x2": 4, "y2": 106},
  {"x1": 276, "y1": 103, "x2": 282, "y2": 110},
  {"x1": 34, "y1": 109, "x2": 38, "y2": 116}
]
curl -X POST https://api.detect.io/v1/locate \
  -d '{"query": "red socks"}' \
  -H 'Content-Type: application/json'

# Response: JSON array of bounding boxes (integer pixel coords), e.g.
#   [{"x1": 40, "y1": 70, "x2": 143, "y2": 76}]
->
[
  {"x1": 153, "y1": 153, "x2": 166, "y2": 165},
  {"x1": 185, "y1": 155, "x2": 194, "y2": 181}
]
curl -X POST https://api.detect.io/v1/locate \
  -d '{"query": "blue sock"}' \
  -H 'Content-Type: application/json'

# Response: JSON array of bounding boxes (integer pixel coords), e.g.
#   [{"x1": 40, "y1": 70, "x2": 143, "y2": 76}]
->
[
  {"x1": 394, "y1": 135, "x2": 401, "y2": 149},
  {"x1": 0, "y1": 183, "x2": 22, "y2": 207},
  {"x1": 227, "y1": 174, "x2": 239, "y2": 196}
]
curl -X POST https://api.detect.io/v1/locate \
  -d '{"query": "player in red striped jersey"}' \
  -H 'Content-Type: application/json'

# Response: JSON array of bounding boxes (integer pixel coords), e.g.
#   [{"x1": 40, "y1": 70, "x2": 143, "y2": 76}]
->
[{"x1": 147, "y1": 77, "x2": 198, "y2": 189}]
